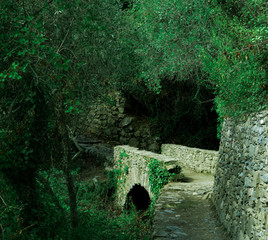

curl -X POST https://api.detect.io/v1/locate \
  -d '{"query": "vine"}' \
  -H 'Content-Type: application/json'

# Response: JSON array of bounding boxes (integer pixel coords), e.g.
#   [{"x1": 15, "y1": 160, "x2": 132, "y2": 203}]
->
[
  {"x1": 108, "y1": 150, "x2": 130, "y2": 198},
  {"x1": 146, "y1": 157, "x2": 174, "y2": 215},
  {"x1": 147, "y1": 158, "x2": 171, "y2": 195}
]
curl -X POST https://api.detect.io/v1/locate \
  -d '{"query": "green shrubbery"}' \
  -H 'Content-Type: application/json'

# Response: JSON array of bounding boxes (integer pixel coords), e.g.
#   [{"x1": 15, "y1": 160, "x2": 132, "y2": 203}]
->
[
  {"x1": 1, "y1": 168, "x2": 151, "y2": 239},
  {"x1": 200, "y1": 0, "x2": 267, "y2": 131}
]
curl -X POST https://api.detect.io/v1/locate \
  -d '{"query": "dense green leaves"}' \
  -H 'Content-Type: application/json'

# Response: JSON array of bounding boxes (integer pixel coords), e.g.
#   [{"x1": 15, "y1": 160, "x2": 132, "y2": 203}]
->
[
  {"x1": 200, "y1": 0, "x2": 267, "y2": 120},
  {"x1": 123, "y1": 0, "x2": 267, "y2": 139},
  {"x1": 127, "y1": 0, "x2": 212, "y2": 91},
  {"x1": 0, "y1": 0, "x2": 128, "y2": 237},
  {"x1": 148, "y1": 158, "x2": 172, "y2": 195}
]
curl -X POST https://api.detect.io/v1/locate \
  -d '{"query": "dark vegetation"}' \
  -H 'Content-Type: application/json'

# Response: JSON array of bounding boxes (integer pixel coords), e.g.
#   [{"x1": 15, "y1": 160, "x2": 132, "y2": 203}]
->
[{"x1": 0, "y1": 0, "x2": 267, "y2": 239}]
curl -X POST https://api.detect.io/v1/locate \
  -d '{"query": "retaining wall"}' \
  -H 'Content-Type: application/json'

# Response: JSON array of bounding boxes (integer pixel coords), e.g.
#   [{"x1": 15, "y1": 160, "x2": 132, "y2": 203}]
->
[
  {"x1": 161, "y1": 144, "x2": 218, "y2": 175},
  {"x1": 213, "y1": 110, "x2": 268, "y2": 240},
  {"x1": 86, "y1": 92, "x2": 160, "y2": 152}
]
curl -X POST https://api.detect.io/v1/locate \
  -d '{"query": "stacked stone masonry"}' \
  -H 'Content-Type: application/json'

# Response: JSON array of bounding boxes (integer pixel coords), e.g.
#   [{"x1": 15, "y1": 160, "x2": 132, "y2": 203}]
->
[
  {"x1": 113, "y1": 145, "x2": 178, "y2": 208},
  {"x1": 213, "y1": 110, "x2": 268, "y2": 240},
  {"x1": 86, "y1": 91, "x2": 160, "y2": 152},
  {"x1": 161, "y1": 144, "x2": 218, "y2": 175}
]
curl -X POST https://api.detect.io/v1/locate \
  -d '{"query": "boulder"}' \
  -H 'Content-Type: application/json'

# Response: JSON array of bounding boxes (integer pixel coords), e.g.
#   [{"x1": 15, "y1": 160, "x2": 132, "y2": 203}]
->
[
  {"x1": 120, "y1": 116, "x2": 135, "y2": 128},
  {"x1": 129, "y1": 138, "x2": 139, "y2": 148}
]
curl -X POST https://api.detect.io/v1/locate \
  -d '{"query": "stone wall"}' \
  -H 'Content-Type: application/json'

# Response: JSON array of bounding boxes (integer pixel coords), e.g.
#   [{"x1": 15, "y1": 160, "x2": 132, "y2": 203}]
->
[
  {"x1": 86, "y1": 92, "x2": 160, "y2": 152},
  {"x1": 114, "y1": 145, "x2": 178, "y2": 208},
  {"x1": 161, "y1": 144, "x2": 218, "y2": 175},
  {"x1": 213, "y1": 110, "x2": 268, "y2": 240}
]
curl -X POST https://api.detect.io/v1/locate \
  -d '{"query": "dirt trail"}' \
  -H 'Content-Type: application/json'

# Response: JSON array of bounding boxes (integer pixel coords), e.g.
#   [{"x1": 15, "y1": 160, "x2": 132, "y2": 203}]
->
[{"x1": 153, "y1": 169, "x2": 230, "y2": 240}]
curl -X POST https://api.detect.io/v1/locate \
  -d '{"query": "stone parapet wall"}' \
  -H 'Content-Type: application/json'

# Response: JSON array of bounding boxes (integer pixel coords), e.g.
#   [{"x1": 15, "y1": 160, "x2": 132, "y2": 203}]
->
[
  {"x1": 213, "y1": 110, "x2": 268, "y2": 240},
  {"x1": 161, "y1": 144, "x2": 218, "y2": 175},
  {"x1": 86, "y1": 92, "x2": 160, "y2": 152},
  {"x1": 114, "y1": 145, "x2": 178, "y2": 207}
]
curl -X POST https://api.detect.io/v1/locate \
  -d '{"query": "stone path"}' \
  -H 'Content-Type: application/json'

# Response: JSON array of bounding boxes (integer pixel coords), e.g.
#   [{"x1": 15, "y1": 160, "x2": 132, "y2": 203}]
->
[{"x1": 153, "y1": 169, "x2": 229, "y2": 240}]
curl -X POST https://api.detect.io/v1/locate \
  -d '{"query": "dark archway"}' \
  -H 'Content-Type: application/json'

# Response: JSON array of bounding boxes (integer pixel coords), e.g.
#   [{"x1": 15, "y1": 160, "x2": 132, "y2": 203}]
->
[{"x1": 125, "y1": 184, "x2": 151, "y2": 211}]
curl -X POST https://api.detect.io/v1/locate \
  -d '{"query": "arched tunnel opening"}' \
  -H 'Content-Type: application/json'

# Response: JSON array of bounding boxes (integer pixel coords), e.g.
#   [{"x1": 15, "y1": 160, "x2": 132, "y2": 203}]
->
[{"x1": 125, "y1": 184, "x2": 151, "y2": 212}]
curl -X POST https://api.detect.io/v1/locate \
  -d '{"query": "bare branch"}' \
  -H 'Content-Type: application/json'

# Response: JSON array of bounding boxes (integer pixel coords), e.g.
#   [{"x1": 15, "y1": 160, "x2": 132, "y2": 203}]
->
[
  {"x1": 229, "y1": 39, "x2": 268, "y2": 55},
  {"x1": 56, "y1": 18, "x2": 75, "y2": 54},
  {"x1": 0, "y1": 194, "x2": 7, "y2": 206}
]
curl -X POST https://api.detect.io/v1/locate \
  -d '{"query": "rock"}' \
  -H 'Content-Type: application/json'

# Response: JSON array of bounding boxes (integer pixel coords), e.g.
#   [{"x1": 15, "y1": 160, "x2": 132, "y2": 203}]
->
[
  {"x1": 107, "y1": 118, "x2": 116, "y2": 126},
  {"x1": 118, "y1": 113, "x2": 125, "y2": 119},
  {"x1": 141, "y1": 142, "x2": 147, "y2": 149},
  {"x1": 202, "y1": 192, "x2": 212, "y2": 200},
  {"x1": 120, "y1": 116, "x2": 135, "y2": 127},
  {"x1": 148, "y1": 142, "x2": 160, "y2": 152},
  {"x1": 260, "y1": 173, "x2": 268, "y2": 183},
  {"x1": 153, "y1": 230, "x2": 169, "y2": 237},
  {"x1": 103, "y1": 128, "x2": 112, "y2": 136},
  {"x1": 129, "y1": 138, "x2": 139, "y2": 147},
  {"x1": 119, "y1": 136, "x2": 128, "y2": 144},
  {"x1": 87, "y1": 127, "x2": 98, "y2": 135},
  {"x1": 77, "y1": 136, "x2": 101, "y2": 144},
  {"x1": 118, "y1": 107, "x2": 124, "y2": 113},
  {"x1": 134, "y1": 130, "x2": 140, "y2": 137},
  {"x1": 111, "y1": 127, "x2": 118, "y2": 134}
]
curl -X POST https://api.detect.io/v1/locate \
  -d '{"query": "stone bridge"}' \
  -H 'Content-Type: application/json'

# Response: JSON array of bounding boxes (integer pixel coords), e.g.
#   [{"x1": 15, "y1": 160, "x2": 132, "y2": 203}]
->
[
  {"x1": 113, "y1": 144, "x2": 217, "y2": 210},
  {"x1": 113, "y1": 111, "x2": 268, "y2": 240},
  {"x1": 113, "y1": 145, "x2": 179, "y2": 210}
]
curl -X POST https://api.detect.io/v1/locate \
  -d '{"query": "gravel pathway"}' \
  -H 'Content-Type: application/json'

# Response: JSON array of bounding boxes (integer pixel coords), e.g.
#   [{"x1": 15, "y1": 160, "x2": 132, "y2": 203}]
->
[{"x1": 153, "y1": 169, "x2": 230, "y2": 240}]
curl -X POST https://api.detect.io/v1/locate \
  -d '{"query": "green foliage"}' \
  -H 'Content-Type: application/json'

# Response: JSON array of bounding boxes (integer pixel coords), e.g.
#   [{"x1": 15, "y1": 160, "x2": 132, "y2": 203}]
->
[
  {"x1": 124, "y1": 165, "x2": 129, "y2": 175},
  {"x1": 125, "y1": 0, "x2": 212, "y2": 91},
  {"x1": 143, "y1": 157, "x2": 175, "y2": 219},
  {"x1": 120, "y1": 150, "x2": 130, "y2": 161},
  {"x1": 46, "y1": 167, "x2": 150, "y2": 240},
  {"x1": 147, "y1": 158, "x2": 173, "y2": 195},
  {"x1": 0, "y1": 174, "x2": 23, "y2": 240},
  {"x1": 112, "y1": 150, "x2": 130, "y2": 188},
  {"x1": 1, "y1": 166, "x2": 150, "y2": 239},
  {"x1": 73, "y1": 208, "x2": 149, "y2": 240},
  {"x1": 0, "y1": 0, "x2": 138, "y2": 238},
  {"x1": 200, "y1": 0, "x2": 267, "y2": 125},
  {"x1": 118, "y1": 0, "x2": 220, "y2": 149},
  {"x1": 121, "y1": 0, "x2": 267, "y2": 141}
]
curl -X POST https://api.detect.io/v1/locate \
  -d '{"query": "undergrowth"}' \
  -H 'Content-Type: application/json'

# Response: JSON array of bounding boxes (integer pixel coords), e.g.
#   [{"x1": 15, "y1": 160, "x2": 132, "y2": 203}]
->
[
  {"x1": 0, "y1": 167, "x2": 151, "y2": 240},
  {"x1": 1, "y1": 151, "x2": 179, "y2": 239}
]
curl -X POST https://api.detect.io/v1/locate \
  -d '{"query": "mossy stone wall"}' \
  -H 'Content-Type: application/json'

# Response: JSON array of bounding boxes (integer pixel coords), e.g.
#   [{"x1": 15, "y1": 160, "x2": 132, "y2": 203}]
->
[{"x1": 213, "y1": 110, "x2": 268, "y2": 240}]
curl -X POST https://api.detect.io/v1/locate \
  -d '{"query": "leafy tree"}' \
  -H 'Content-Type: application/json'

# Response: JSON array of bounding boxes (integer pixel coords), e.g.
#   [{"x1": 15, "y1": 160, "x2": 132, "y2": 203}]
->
[
  {"x1": 0, "y1": 0, "x2": 130, "y2": 237},
  {"x1": 200, "y1": 0, "x2": 267, "y2": 125},
  {"x1": 121, "y1": 0, "x2": 267, "y2": 141},
  {"x1": 118, "y1": 0, "x2": 219, "y2": 148},
  {"x1": 124, "y1": 0, "x2": 212, "y2": 92}
]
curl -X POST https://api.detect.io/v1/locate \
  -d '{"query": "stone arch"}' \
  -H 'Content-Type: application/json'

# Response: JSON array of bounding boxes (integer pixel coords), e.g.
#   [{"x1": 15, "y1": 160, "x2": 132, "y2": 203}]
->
[
  {"x1": 125, "y1": 184, "x2": 151, "y2": 211},
  {"x1": 114, "y1": 145, "x2": 176, "y2": 209}
]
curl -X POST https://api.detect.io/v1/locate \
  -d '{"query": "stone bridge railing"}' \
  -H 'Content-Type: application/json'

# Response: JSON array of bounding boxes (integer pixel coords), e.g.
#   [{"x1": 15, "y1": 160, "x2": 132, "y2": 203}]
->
[{"x1": 161, "y1": 144, "x2": 218, "y2": 175}]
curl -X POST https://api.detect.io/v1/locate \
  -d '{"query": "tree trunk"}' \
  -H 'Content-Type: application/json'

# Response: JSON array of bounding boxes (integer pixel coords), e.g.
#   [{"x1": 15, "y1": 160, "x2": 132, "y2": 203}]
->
[
  {"x1": 64, "y1": 166, "x2": 79, "y2": 229},
  {"x1": 61, "y1": 126, "x2": 79, "y2": 230}
]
